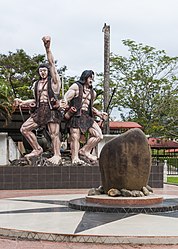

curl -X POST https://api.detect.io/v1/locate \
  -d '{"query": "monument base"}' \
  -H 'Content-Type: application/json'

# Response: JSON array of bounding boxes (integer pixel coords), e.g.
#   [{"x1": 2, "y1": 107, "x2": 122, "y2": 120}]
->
[
  {"x1": 86, "y1": 194, "x2": 163, "y2": 205},
  {"x1": 69, "y1": 195, "x2": 178, "y2": 213}
]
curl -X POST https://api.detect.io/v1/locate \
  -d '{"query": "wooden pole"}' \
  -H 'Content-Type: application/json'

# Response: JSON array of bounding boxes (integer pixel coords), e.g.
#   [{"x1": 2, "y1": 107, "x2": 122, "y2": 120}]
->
[
  {"x1": 102, "y1": 23, "x2": 110, "y2": 134},
  {"x1": 61, "y1": 73, "x2": 64, "y2": 98}
]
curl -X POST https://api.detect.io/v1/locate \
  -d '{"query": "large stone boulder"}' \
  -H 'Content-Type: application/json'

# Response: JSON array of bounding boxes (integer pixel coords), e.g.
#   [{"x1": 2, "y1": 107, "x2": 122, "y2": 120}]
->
[{"x1": 99, "y1": 128, "x2": 151, "y2": 192}]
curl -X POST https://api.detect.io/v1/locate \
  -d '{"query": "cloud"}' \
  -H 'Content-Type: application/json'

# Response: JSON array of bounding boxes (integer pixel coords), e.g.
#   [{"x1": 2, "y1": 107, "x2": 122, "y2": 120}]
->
[{"x1": 1, "y1": 0, "x2": 178, "y2": 76}]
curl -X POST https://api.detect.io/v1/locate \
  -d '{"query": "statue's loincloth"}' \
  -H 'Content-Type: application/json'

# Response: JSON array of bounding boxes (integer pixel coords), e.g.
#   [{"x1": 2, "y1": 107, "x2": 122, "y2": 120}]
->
[
  {"x1": 68, "y1": 110, "x2": 94, "y2": 134},
  {"x1": 31, "y1": 102, "x2": 61, "y2": 127}
]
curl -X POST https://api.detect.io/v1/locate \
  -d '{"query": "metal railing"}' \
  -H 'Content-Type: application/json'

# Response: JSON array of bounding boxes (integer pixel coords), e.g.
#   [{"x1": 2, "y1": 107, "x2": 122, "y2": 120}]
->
[{"x1": 152, "y1": 150, "x2": 178, "y2": 175}]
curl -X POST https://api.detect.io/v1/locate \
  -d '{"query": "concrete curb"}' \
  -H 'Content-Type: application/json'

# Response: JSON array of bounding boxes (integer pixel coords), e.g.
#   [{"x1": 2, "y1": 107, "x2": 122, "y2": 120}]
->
[{"x1": 0, "y1": 227, "x2": 177, "y2": 245}]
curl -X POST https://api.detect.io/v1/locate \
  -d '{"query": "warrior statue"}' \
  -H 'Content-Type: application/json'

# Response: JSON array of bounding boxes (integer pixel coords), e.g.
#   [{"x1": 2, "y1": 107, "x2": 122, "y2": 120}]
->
[
  {"x1": 61, "y1": 70, "x2": 108, "y2": 164},
  {"x1": 14, "y1": 36, "x2": 62, "y2": 164}
]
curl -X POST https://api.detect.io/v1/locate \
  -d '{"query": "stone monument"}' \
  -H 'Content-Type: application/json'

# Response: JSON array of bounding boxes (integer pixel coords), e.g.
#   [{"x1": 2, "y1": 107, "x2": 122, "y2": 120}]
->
[
  {"x1": 69, "y1": 128, "x2": 170, "y2": 212},
  {"x1": 99, "y1": 128, "x2": 151, "y2": 193}
]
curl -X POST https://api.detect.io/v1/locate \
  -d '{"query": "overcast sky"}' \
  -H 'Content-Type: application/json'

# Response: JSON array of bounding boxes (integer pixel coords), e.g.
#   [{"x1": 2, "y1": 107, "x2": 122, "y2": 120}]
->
[
  {"x1": 1, "y1": 0, "x2": 178, "y2": 118},
  {"x1": 1, "y1": 0, "x2": 178, "y2": 76}
]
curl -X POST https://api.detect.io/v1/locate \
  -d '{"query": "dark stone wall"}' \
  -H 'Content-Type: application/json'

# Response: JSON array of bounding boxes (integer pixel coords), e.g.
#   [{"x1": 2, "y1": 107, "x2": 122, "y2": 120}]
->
[
  {"x1": 0, "y1": 164, "x2": 163, "y2": 190},
  {"x1": 149, "y1": 164, "x2": 164, "y2": 188}
]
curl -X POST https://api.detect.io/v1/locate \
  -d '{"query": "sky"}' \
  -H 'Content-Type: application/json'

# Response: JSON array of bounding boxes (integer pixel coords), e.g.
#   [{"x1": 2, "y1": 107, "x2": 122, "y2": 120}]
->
[{"x1": 1, "y1": 0, "x2": 178, "y2": 118}]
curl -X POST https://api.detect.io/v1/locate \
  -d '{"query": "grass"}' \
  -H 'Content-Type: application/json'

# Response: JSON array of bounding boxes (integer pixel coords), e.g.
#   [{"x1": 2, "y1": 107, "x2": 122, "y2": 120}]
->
[{"x1": 167, "y1": 176, "x2": 178, "y2": 184}]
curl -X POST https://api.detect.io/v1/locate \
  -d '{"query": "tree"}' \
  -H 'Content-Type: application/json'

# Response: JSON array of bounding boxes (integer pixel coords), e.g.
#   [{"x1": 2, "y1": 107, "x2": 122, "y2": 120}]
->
[
  {"x1": 0, "y1": 80, "x2": 15, "y2": 125},
  {"x1": 57, "y1": 65, "x2": 78, "y2": 98},
  {"x1": 0, "y1": 49, "x2": 76, "y2": 125},
  {"x1": 109, "y1": 39, "x2": 178, "y2": 136},
  {"x1": 0, "y1": 49, "x2": 47, "y2": 125},
  {"x1": 0, "y1": 49, "x2": 46, "y2": 99}
]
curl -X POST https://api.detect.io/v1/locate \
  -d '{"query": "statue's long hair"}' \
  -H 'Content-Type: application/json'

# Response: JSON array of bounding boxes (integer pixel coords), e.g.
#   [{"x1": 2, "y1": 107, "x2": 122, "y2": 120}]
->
[
  {"x1": 38, "y1": 63, "x2": 51, "y2": 80},
  {"x1": 78, "y1": 70, "x2": 94, "y2": 85}
]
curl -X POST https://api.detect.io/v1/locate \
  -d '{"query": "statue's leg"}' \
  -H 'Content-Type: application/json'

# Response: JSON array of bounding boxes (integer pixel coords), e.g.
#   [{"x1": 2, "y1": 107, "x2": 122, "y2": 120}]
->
[
  {"x1": 70, "y1": 128, "x2": 84, "y2": 164},
  {"x1": 47, "y1": 122, "x2": 61, "y2": 164},
  {"x1": 79, "y1": 121, "x2": 103, "y2": 161},
  {"x1": 20, "y1": 117, "x2": 43, "y2": 157}
]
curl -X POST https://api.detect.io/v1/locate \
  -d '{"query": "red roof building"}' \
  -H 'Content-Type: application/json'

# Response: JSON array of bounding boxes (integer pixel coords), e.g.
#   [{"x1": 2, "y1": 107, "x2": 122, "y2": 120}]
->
[
  {"x1": 109, "y1": 121, "x2": 142, "y2": 129},
  {"x1": 101, "y1": 121, "x2": 143, "y2": 134},
  {"x1": 148, "y1": 137, "x2": 178, "y2": 149}
]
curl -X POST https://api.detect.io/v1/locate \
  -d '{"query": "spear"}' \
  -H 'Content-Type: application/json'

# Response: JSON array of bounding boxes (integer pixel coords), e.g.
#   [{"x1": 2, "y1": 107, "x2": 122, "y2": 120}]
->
[
  {"x1": 100, "y1": 87, "x2": 116, "y2": 128},
  {"x1": 8, "y1": 72, "x2": 25, "y2": 121},
  {"x1": 105, "y1": 87, "x2": 116, "y2": 114}
]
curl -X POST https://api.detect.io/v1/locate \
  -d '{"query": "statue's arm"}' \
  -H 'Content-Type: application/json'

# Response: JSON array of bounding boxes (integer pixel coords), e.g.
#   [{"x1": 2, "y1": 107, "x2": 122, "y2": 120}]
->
[
  {"x1": 14, "y1": 98, "x2": 35, "y2": 107},
  {"x1": 64, "y1": 83, "x2": 78, "y2": 103},
  {"x1": 42, "y1": 36, "x2": 61, "y2": 88}
]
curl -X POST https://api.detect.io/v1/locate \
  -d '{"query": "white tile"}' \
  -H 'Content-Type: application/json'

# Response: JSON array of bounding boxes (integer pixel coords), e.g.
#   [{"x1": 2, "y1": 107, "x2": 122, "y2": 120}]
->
[
  {"x1": 0, "y1": 211, "x2": 85, "y2": 234},
  {"x1": 78, "y1": 213, "x2": 178, "y2": 236},
  {"x1": 0, "y1": 199, "x2": 63, "y2": 212}
]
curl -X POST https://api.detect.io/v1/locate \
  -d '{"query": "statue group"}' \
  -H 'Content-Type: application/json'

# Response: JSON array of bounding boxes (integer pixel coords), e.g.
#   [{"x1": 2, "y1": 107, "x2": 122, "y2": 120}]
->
[{"x1": 14, "y1": 36, "x2": 108, "y2": 165}]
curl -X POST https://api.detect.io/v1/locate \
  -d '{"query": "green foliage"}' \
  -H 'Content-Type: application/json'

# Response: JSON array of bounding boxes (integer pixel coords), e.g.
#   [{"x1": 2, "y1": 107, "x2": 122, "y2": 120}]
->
[
  {"x1": 166, "y1": 157, "x2": 178, "y2": 169},
  {"x1": 96, "y1": 72, "x2": 119, "y2": 114},
  {"x1": 2, "y1": 40, "x2": 178, "y2": 137},
  {"x1": 107, "y1": 39, "x2": 178, "y2": 136},
  {"x1": 0, "y1": 49, "x2": 46, "y2": 99},
  {"x1": 0, "y1": 79, "x2": 15, "y2": 124},
  {"x1": 58, "y1": 66, "x2": 78, "y2": 98},
  {"x1": 0, "y1": 49, "x2": 76, "y2": 124},
  {"x1": 0, "y1": 85, "x2": 14, "y2": 126}
]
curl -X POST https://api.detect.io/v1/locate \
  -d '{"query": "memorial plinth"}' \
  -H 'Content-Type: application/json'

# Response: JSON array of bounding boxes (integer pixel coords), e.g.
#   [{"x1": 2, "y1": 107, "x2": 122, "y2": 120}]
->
[
  {"x1": 86, "y1": 194, "x2": 163, "y2": 205},
  {"x1": 69, "y1": 196, "x2": 178, "y2": 213}
]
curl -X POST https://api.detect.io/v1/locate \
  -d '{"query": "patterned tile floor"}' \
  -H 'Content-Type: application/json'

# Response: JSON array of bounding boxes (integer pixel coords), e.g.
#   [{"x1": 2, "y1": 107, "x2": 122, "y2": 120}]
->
[{"x1": 0, "y1": 184, "x2": 178, "y2": 247}]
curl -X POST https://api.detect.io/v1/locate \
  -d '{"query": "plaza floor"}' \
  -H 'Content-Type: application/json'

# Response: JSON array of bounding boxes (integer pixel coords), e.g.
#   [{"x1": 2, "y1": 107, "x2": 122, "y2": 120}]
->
[{"x1": 0, "y1": 184, "x2": 178, "y2": 249}]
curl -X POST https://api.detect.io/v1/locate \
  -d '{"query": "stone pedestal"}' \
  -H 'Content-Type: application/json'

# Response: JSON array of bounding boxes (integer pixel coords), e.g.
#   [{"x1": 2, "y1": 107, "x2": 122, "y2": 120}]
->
[{"x1": 86, "y1": 194, "x2": 163, "y2": 205}]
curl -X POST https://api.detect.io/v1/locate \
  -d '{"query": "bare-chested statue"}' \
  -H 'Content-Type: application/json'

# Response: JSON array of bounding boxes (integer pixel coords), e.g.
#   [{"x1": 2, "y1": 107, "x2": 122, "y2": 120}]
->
[
  {"x1": 14, "y1": 36, "x2": 62, "y2": 164},
  {"x1": 62, "y1": 70, "x2": 108, "y2": 164}
]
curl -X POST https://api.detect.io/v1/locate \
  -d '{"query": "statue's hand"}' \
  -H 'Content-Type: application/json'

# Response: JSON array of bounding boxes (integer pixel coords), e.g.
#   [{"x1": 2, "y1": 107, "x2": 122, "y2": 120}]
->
[
  {"x1": 13, "y1": 98, "x2": 23, "y2": 107},
  {"x1": 59, "y1": 99, "x2": 68, "y2": 109},
  {"x1": 101, "y1": 112, "x2": 108, "y2": 121},
  {"x1": 42, "y1": 36, "x2": 51, "y2": 49}
]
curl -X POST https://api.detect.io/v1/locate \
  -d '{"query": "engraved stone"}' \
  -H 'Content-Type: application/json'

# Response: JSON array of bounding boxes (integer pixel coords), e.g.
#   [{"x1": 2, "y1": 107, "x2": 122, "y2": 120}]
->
[{"x1": 99, "y1": 128, "x2": 151, "y2": 193}]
